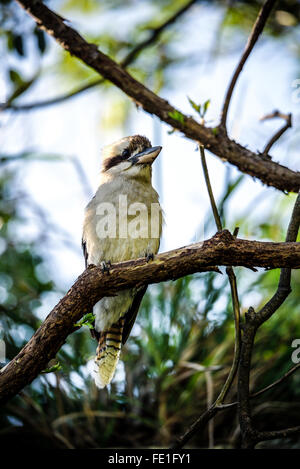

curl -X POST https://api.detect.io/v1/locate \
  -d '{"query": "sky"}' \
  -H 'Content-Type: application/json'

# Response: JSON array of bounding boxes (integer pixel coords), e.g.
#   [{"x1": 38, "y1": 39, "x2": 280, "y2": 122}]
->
[{"x1": 0, "y1": 1, "x2": 299, "y2": 321}]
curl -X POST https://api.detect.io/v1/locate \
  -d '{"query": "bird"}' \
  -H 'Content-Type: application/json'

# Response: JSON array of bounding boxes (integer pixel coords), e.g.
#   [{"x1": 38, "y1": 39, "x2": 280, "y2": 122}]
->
[{"x1": 82, "y1": 135, "x2": 163, "y2": 388}]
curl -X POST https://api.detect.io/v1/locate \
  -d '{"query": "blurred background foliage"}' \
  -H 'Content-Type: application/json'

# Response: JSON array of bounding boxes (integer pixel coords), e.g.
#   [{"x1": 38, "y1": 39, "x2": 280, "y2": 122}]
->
[{"x1": 0, "y1": 0, "x2": 300, "y2": 449}]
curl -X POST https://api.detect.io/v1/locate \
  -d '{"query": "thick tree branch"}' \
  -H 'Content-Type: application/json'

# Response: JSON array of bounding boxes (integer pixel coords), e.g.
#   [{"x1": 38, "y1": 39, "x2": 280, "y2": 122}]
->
[
  {"x1": 15, "y1": 0, "x2": 300, "y2": 193},
  {"x1": 1, "y1": 230, "x2": 300, "y2": 404},
  {"x1": 220, "y1": 0, "x2": 276, "y2": 128}
]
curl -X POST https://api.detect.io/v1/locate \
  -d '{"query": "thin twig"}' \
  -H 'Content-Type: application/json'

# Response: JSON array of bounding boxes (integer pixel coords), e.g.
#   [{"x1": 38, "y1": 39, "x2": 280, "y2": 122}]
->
[
  {"x1": 200, "y1": 145, "x2": 241, "y2": 404},
  {"x1": 251, "y1": 362, "x2": 300, "y2": 399},
  {"x1": 204, "y1": 370, "x2": 214, "y2": 448},
  {"x1": 215, "y1": 266, "x2": 241, "y2": 404},
  {"x1": 257, "y1": 191, "x2": 300, "y2": 324},
  {"x1": 121, "y1": 0, "x2": 197, "y2": 68},
  {"x1": 220, "y1": 362, "x2": 300, "y2": 409},
  {"x1": 0, "y1": 80, "x2": 101, "y2": 112},
  {"x1": 3, "y1": 0, "x2": 197, "y2": 112},
  {"x1": 257, "y1": 425, "x2": 300, "y2": 441},
  {"x1": 220, "y1": 0, "x2": 276, "y2": 129},
  {"x1": 172, "y1": 146, "x2": 243, "y2": 449},
  {"x1": 200, "y1": 145, "x2": 222, "y2": 231},
  {"x1": 260, "y1": 110, "x2": 292, "y2": 156},
  {"x1": 171, "y1": 406, "x2": 221, "y2": 449}
]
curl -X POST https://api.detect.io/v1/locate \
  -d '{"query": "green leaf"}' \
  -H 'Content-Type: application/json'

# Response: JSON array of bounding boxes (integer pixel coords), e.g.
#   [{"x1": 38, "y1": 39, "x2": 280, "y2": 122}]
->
[
  {"x1": 203, "y1": 99, "x2": 211, "y2": 115},
  {"x1": 74, "y1": 313, "x2": 95, "y2": 330},
  {"x1": 187, "y1": 96, "x2": 201, "y2": 114},
  {"x1": 168, "y1": 110, "x2": 185, "y2": 125},
  {"x1": 9, "y1": 69, "x2": 24, "y2": 87},
  {"x1": 187, "y1": 97, "x2": 210, "y2": 118},
  {"x1": 6, "y1": 75, "x2": 36, "y2": 105},
  {"x1": 42, "y1": 362, "x2": 62, "y2": 374}
]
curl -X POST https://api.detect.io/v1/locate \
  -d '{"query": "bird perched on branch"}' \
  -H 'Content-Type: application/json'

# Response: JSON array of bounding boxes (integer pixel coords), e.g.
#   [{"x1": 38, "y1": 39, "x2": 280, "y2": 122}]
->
[{"x1": 82, "y1": 135, "x2": 162, "y2": 388}]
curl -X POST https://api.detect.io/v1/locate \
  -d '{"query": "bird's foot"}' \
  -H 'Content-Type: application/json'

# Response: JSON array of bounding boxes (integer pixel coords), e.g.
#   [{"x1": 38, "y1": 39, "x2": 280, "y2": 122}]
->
[
  {"x1": 100, "y1": 260, "x2": 111, "y2": 274},
  {"x1": 145, "y1": 252, "x2": 154, "y2": 263}
]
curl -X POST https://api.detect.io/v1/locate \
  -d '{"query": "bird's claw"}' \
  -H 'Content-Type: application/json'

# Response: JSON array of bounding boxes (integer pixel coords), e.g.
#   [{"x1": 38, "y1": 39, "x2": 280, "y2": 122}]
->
[
  {"x1": 101, "y1": 260, "x2": 111, "y2": 274},
  {"x1": 145, "y1": 253, "x2": 154, "y2": 262}
]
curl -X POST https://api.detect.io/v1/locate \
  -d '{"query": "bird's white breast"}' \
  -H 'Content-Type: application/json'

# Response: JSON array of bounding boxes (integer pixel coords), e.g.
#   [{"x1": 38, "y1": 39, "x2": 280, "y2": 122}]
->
[{"x1": 83, "y1": 175, "x2": 162, "y2": 331}]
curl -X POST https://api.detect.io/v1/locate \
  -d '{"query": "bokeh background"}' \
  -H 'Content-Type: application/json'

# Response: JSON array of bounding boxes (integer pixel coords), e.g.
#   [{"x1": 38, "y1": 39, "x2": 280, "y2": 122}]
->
[{"x1": 0, "y1": 0, "x2": 300, "y2": 449}]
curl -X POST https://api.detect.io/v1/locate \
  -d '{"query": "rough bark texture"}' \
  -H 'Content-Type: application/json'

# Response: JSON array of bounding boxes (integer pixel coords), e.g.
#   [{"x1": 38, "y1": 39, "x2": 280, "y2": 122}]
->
[
  {"x1": 1, "y1": 230, "x2": 300, "y2": 404},
  {"x1": 15, "y1": 0, "x2": 300, "y2": 193}
]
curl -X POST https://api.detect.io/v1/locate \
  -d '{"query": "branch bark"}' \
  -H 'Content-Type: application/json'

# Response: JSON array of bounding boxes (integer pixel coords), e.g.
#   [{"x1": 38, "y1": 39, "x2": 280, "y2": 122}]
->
[
  {"x1": 15, "y1": 0, "x2": 300, "y2": 193},
  {"x1": 1, "y1": 230, "x2": 300, "y2": 404}
]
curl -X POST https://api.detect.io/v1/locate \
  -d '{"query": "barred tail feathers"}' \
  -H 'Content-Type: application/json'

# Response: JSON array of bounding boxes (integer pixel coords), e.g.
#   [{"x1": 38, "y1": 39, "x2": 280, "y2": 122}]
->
[{"x1": 94, "y1": 317, "x2": 125, "y2": 388}]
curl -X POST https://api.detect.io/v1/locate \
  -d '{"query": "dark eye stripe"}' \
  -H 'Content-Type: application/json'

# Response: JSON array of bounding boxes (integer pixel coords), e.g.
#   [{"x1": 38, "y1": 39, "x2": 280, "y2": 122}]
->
[
  {"x1": 102, "y1": 135, "x2": 152, "y2": 172},
  {"x1": 103, "y1": 152, "x2": 129, "y2": 172}
]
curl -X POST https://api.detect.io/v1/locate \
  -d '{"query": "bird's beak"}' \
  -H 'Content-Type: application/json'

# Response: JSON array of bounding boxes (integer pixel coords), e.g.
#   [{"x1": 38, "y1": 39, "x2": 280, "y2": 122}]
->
[{"x1": 128, "y1": 146, "x2": 162, "y2": 165}]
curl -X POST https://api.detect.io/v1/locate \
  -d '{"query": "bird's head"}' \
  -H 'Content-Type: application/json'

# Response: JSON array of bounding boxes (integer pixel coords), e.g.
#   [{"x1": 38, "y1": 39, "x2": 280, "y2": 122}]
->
[{"x1": 100, "y1": 135, "x2": 162, "y2": 183}]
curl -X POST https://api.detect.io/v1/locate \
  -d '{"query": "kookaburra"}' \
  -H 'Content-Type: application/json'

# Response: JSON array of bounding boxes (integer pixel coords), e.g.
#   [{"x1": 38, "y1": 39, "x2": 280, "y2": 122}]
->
[{"x1": 82, "y1": 135, "x2": 162, "y2": 388}]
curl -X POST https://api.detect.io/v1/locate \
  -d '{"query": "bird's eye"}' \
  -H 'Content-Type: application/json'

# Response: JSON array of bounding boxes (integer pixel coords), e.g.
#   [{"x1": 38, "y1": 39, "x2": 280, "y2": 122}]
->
[{"x1": 122, "y1": 149, "x2": 130, "y2": 158}]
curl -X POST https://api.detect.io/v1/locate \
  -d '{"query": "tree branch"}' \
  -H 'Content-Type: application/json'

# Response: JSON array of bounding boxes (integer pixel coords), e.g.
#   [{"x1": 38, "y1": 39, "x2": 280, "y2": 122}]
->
[
  {"x1": 171, "y1": 405, "x2": 222, "y2": 449},
  {"x1": 220, "y1": 0, "x2": 276, "y2": 128},
  {"x1": 200, "y1": 145, "x2": 222, "y2": 232},
  {"x1": 251, "y1": 362, "x2": 300, "y2": 400},
  {"x1": 260, "y1": 110, "x2": 292, "y2": 157},
  {"x1": 121, "y1": 0, "x2": 198, "y2": 68},
  {"x1": 257, "y1": 191, "x2": 300, "y2": 324},
  {"x1": 213, "y1": 362, "x2": 300, "y2": 410},
  {"x1": 1, "y1": 230, "x2": 300, "y2": 404},
  {"x1": 1, "y1": 79, "x2": 103, "y2": 111},
  {"x1": 237, "y1": 191, "x2": 300, "y2": 448},
  {"x1": 15, "y1": 0, "x2": 300, "y2": 193},
  {"x1": 200, "y1": 145, "x2": 241, "y2": 405}
]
